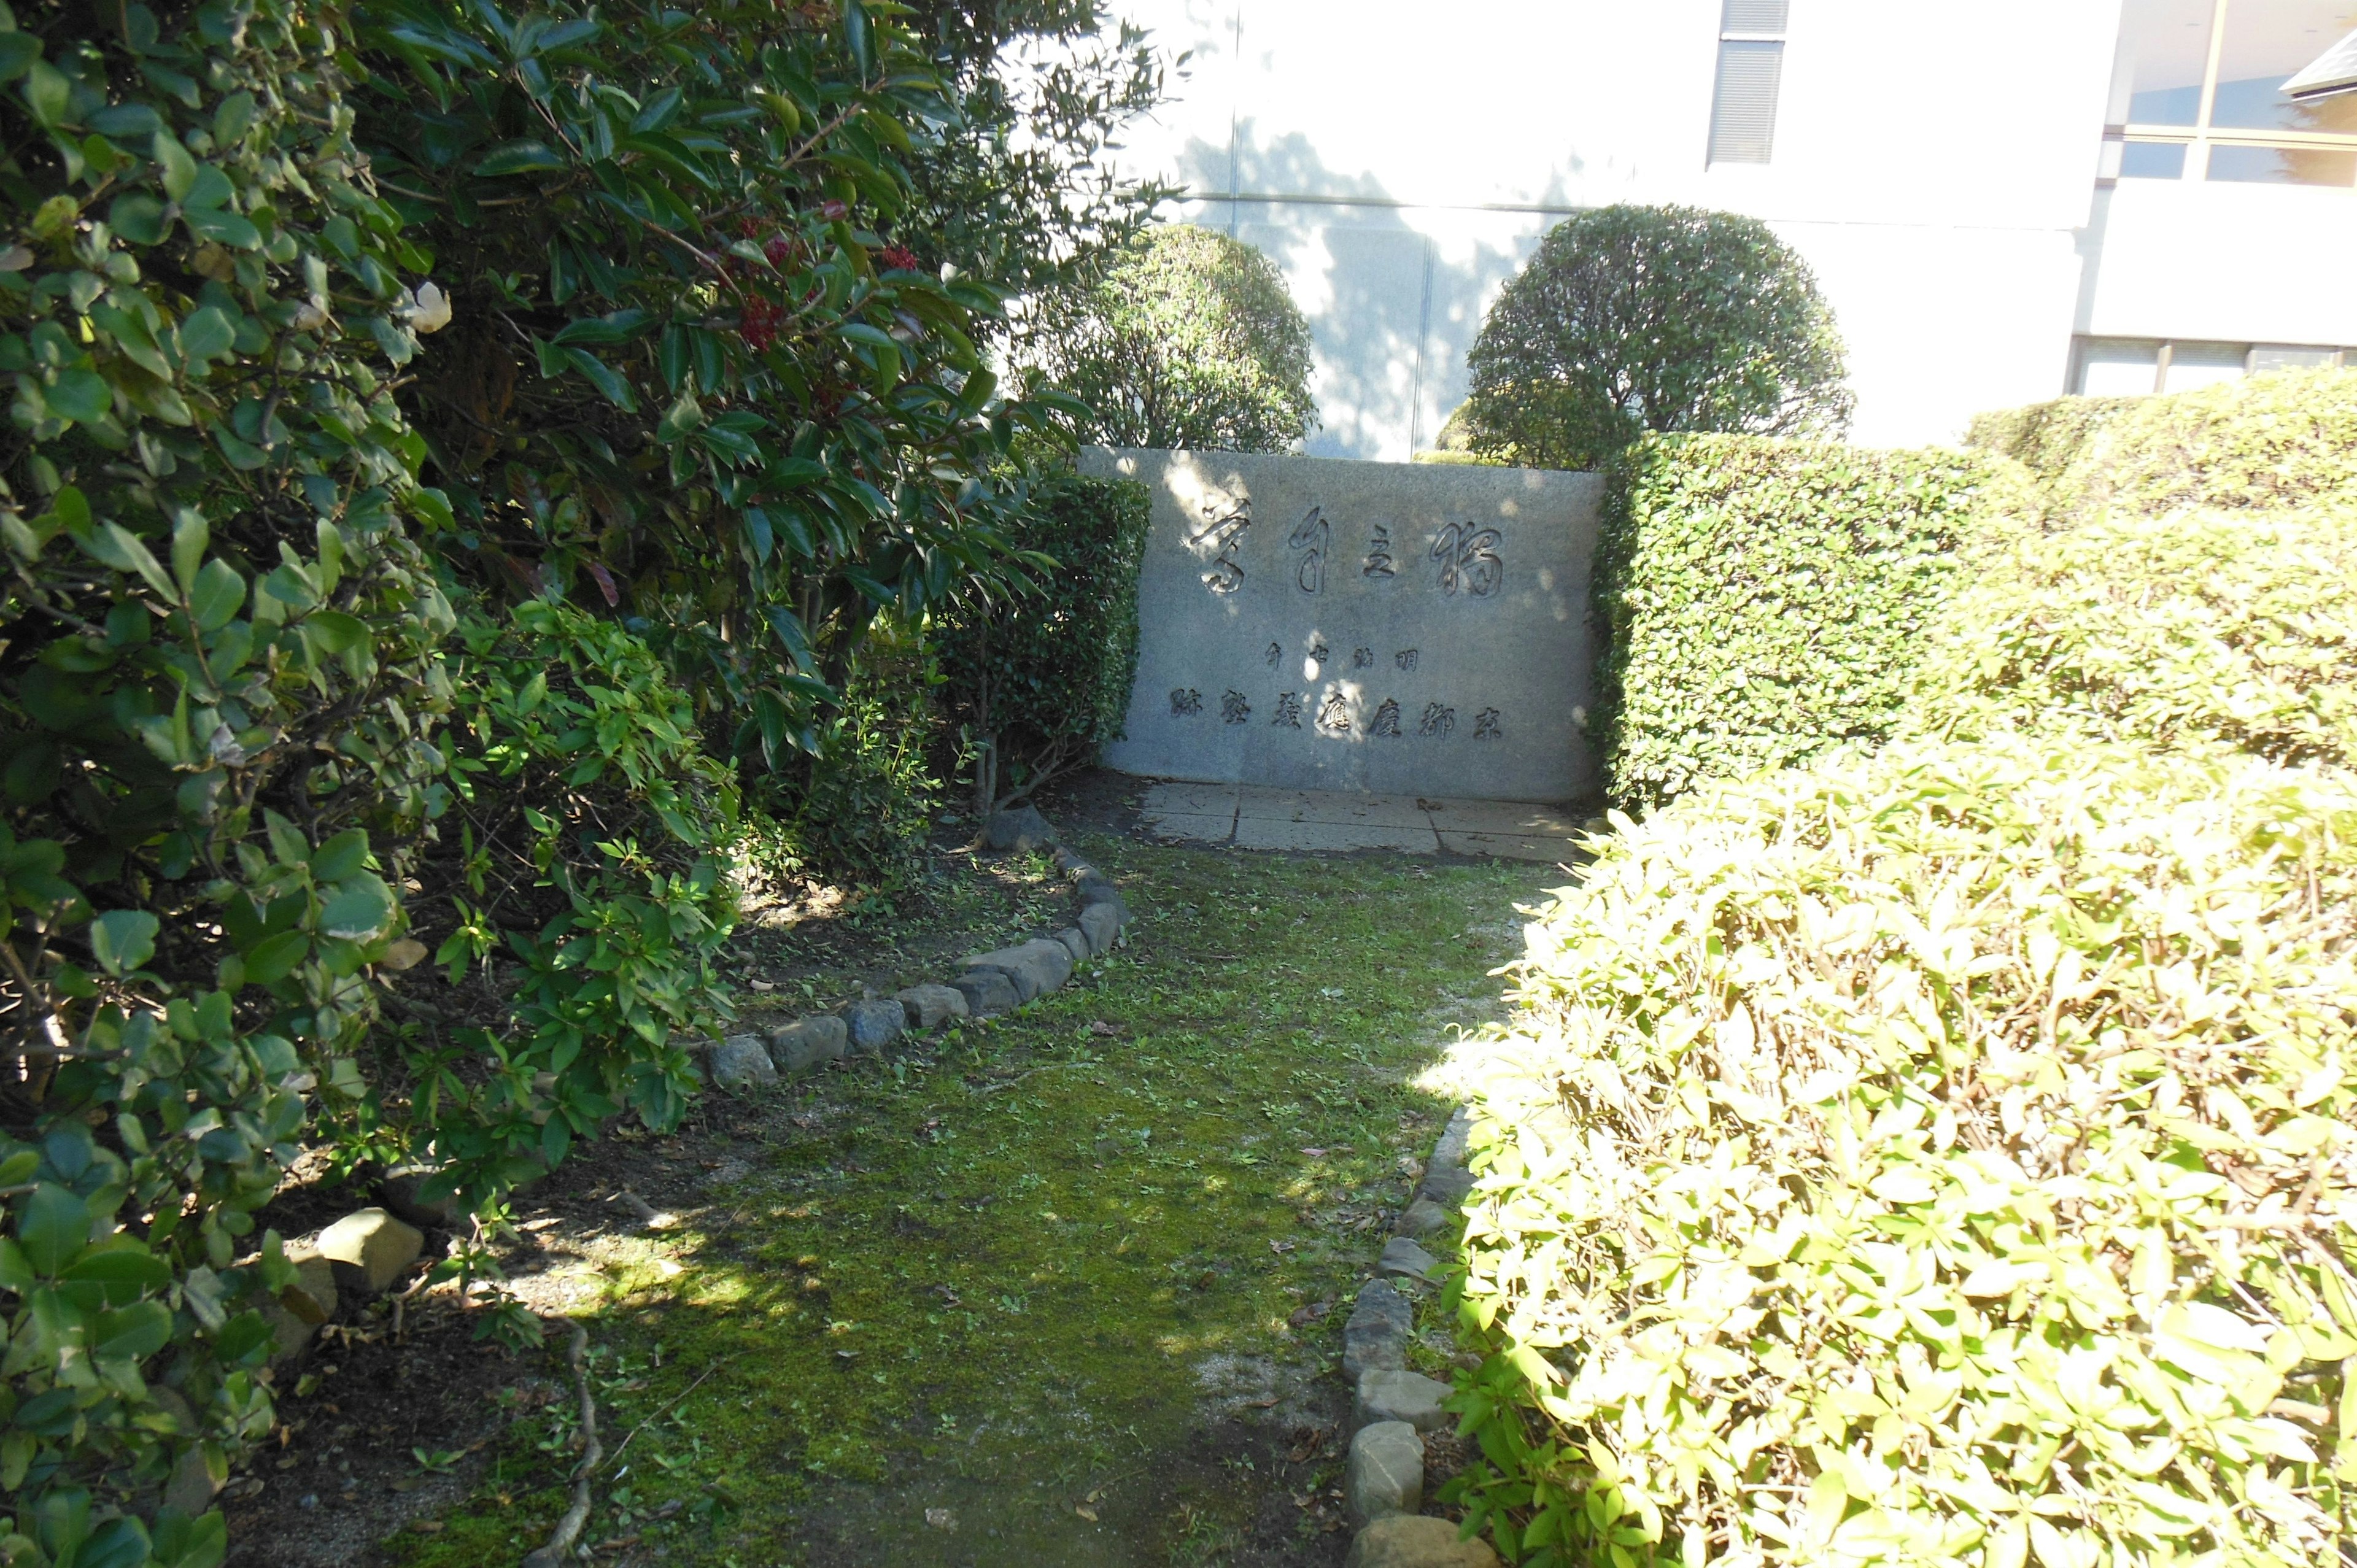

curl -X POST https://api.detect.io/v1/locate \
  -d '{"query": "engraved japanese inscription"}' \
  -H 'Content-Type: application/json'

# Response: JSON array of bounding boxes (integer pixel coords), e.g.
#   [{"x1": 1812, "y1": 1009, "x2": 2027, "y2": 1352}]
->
[
  {"x1": 1193, "y1": 496, "x2": 1251, "y2": 595},
  {"x1": 1091, "y1": 447, "x2": 1600, "y2": 801},
  {"x1": 1288, "y1": 507, "x2": 1329, "y2": 593}
]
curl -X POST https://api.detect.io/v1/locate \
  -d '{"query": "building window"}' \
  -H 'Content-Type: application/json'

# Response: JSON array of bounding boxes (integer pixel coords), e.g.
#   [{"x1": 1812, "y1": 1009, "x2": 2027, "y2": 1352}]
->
[
  {"x1": 2106, "y1": 0, "x2": 2357, "y2": 187},
  {"x1": 1708, "y1": 0, "x2": 1788, "y2": 166},
  {"x1": 2073, "y1": 336, "x2": 2348, "y2": 395}
]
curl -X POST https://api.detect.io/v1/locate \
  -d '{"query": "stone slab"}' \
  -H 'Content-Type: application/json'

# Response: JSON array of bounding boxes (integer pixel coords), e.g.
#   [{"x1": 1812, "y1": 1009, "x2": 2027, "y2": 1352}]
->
[
  {"x1": 1235, "y1": 786, "x2": 1434, "y2": 829},
  {"x1": 1234, "y1": 817, "x2": 1441, "y2": 854},
  {"x1": 1086, "y1": 447, "x2": 1601, "y2": 802},
  {"x1": 1437, "y1": 830, "x2": 1581, "y2": 863},
  {"x1": 1140, "y1": 809, "x2": 1236, "y2": 844},
  {"x1": 1422, "y1": 798, "x2": 1585, "y2": 835},
  {"x1": 1140, "y1": 781, "x2": 1241, "y2": 819}
]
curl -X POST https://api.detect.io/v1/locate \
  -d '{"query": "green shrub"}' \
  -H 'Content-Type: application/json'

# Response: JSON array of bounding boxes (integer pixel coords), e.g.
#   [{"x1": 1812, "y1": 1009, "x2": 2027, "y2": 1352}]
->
[
  {"x1": 387, "y1": 600, "x2": 737, "y2": 1219},
  {"x1": 1460, "y1": 206, "x2": 1852, "y2": 471},
  {"x1": 764, "y1": 653, "x2": 945, "y2": 887},
  {"x1": 1592, "y1": 434, "x2": 2026, "y2": 808},
  {"x1": 1917, "y1": 503, "x2": 2357, "y2": 770},
  {"x1": 1448, "y1": 730, "x2": 2357, "y2": 1568},
  {"x1": 1963, "y1": 393, "x2": 2133, "y2": 495},
  {"x1": 1012, "y1": 225, "x2": 1315, "y2": 452},
  {"x1": 0, "y1": 3, "x2": 456, "y2": 1558},
  {"x1": 936, "y1": 471, "x2": 1150, "y2": 811},
  {"x1": 1992, "y1": 367, "x2": 2357, "y2": 522}
]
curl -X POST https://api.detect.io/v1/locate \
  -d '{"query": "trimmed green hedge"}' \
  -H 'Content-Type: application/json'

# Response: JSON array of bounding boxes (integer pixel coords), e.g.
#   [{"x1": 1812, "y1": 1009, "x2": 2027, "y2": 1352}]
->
[
  {"x1": 936, "y1": 473, "x2": 1151, "y2": 811},
  {"x1": 1452, "y1": 731, "x2": 2357, "y2": 1568},
  {"x1": 1918, "y1": 502, "x2": 2357, "y2": 770},
  {"x1": 1975, "y1": 366, "x2": 2357, "y2": 521},
  {"x1": 1963, "y1": 392, "x2": 2132, "y2": 493},
  {"x1": 1592, "y1": 434, "x2": 2026, "y2": 808}
]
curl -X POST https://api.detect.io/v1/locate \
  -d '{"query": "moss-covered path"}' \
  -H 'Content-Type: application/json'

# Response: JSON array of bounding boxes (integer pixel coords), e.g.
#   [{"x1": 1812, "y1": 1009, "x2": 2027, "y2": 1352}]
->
[{"x1": 386, "y1": 830, "x2": 1560, "y2": 1567}]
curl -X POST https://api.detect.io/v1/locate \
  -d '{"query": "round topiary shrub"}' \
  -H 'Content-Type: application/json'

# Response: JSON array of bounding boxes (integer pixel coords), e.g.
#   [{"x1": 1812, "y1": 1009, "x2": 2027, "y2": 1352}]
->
[
  {"x1": 1458, "y1": 204, "x2": 1853, "y2": 471},
  {"x1": 1016, "y1": 223, "x2": 1316, "y2": 452}
]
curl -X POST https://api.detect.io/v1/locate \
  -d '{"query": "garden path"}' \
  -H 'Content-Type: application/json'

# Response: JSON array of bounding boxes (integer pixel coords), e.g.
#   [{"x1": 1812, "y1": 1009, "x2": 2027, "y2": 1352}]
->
[{"x1": 366, "y1": 823, "x2": 1565, "y2": 1567}]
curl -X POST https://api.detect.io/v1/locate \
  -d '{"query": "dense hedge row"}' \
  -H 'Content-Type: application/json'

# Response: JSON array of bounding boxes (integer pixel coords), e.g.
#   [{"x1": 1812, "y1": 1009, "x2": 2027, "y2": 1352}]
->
[
  {"x1": 1451, "y1": 369, "x2": 2357, "y2": 1567},
  {"x1": 1972, "y1": 366, "x2": 2357, "y2": 522},
  {"x1": 1919, "y1": 500, "x2": 2357, "y2": 771},
  {"x1": 937, "y1": 471, "x2": 1150, "y2": 813},
  {"x1": 1453, "y1": 734, "x2": 2357, "y2": 1568},
  {"x1": 1591, "y1": 434, "x2": 2024, "y2": 808}
]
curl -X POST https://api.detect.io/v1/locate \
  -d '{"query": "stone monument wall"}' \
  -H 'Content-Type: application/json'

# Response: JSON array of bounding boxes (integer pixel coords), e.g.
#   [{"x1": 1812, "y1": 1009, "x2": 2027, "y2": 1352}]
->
[{"x1": 1083, "y1": 447, "x2": 1602, "y2": 804}]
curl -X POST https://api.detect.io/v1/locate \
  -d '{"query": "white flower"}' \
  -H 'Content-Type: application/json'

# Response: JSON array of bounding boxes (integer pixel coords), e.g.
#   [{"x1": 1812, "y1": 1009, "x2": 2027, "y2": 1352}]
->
[{"x1": 403, "y1": 280, "x2": 452, "y2": 334}]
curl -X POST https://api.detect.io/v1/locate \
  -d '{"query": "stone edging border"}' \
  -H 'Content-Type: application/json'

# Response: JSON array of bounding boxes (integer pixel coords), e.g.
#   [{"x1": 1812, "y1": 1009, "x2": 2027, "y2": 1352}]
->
[
  {"x1": 1335, "y1": 1103, "x2": 1502, "y2": 1567},
  {"x1": 691, "y1": 840, "x2": 1129, "y2": 1092}
]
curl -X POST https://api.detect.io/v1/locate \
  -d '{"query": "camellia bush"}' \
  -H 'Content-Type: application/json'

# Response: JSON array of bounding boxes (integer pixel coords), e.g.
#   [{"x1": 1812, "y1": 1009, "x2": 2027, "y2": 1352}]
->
[
  {"x1": 1458, "y1": 205, "x2": 1852, "y2": 472},
  {"x1": 935, "y1": 470, "x2": 1150, "y2": 812},
  {"x1": 1010, "y1": 223, "x2": 1315, "y2": 452},
  {"x1": 0, "y1": 1, "x2": 457, "y2": 1562},
  {"x1": 1591, "y1": 433, "x2": 2026, "y2": 808}
]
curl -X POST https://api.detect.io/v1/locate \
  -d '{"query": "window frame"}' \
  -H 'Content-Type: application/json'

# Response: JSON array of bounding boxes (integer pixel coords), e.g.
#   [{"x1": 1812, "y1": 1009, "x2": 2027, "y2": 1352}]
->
[
  {"x1": 1706, "y1": 1, "x2": 1789, "y2": 168},
  {"x1": 2071, "y1": 335, "x2": 2348, "y2": 395},
  {"x1": 2109, "y1": 0, "x2": 2357, "y2": 186}
]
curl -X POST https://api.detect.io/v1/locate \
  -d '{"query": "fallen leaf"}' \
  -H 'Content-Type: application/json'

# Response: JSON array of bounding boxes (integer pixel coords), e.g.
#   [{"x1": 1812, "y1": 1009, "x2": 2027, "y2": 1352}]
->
[
  {"x1": 1245, "y1": 1395, "x2": 1279, "y2": 1408},
  {"x1": 412, "y1": 1520, "x2": 443, "y2": 1534},
  {"x1": 925, "y1": 1507, "x2": 956, "y2": 1531},
  {"x1": 1088, "y1": 1021, "x2": 1117, "y2": 1037},
  {"x1": 750, "y1": 979, "x2": 776, "y2": 992},
  {"x1": 1299, "y1": 1146, "x2": 1328, "y2": 1157},
  {"x1": 1074, "y1": 1504, "x2": 1099, "y2": 1521}
]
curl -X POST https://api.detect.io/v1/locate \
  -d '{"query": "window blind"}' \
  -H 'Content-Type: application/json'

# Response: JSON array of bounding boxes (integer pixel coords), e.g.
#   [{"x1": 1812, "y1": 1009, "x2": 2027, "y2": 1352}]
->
[
  {"x1": 1709, "y1": 39, "x2": 1785, "y2": 163},
  {"x1": 1720, "y1": 0, "x2": 1790, "y2": 34}
]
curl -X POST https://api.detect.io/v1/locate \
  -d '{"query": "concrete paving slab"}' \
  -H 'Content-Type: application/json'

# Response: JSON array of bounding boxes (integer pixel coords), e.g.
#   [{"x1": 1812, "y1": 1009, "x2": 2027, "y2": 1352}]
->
[
  {"x1": 1235, "y1": 816, "x2": 1441, "y2": 854},
  {"x1": 1422, "y1": 798, "x2": 1585, "y2": 836},
  {"x1": 1234, "y1": 786, "x2": 1433, "y2": 829},
  {"x1": 1141, "y1": 811, "x2": 1238, "y2": 844},
  {"x1": 1142, "y1": 780, "x2": 1242, "y2": 819},
  {"x1": 1437, "y1": 830, "x2": 1582, "y2": 863}
]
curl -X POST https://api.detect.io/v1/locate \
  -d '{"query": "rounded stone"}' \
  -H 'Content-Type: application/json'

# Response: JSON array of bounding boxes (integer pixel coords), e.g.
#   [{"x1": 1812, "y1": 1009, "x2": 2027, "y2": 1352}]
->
[
  {"x1": 1345, "y1": 1420, "x2": 1424, "y2": 1528},
  {"x1": 707, "y1": 1033, "x2": 779, "y2": 1089},
  {"x1": 841, "y1": 997, "x2": 905, "y2": 1054},
  {"x1": 314, "y1": 1208, "x2": 424, "y2": 1296},
  {"x1": 1343, "y1": 1514, "x2": 1500, "y2": 1568},
  {"x1": 769, "y1": 1016, "x2": 848, "y2": 1073},
  {"x1": 1354, "y1": 1369, "x2": 1451, "y2": 1434}
]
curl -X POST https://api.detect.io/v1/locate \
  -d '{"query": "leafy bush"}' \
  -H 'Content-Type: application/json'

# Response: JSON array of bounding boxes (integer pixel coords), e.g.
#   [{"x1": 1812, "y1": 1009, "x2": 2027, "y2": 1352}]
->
[
  {"x1": 1983, "y1": 367, "x2": 2357, "y2": 523},
  {"x1": 1012, "y1": 224, "x2": 1315, "y2": 452},
  {"x1": 349, "y1": 0, "x2": 1081, "y2": 773},
  {"x1": 384, "y1": 600, "x2": 737, "y2": 1220},
  {"x1": 1459, "y1": 206, "x2": 1852, "y2": 471},
  {"x1": 935, "y1": 471, "x2": 1150, "y2": 811},
  {"x1": 1964, "y1": 393, "x2": 2132, "y2": 495},
  {"x1": 0, "y1": 1, "x2": 454, "y2": 1558},
  {"x1": 1918, "y1": 503, "x2": 2357, "y2": 770},
  {"x1": 1592, "y1": 434, "x2": 2025, "y2": 808},
  {"x1": 1449, "y1": 732, "x2": 2357, "y2": 1568},
  {"x1": 765, "y1": 652, "x2": 945, "y2": 887}
]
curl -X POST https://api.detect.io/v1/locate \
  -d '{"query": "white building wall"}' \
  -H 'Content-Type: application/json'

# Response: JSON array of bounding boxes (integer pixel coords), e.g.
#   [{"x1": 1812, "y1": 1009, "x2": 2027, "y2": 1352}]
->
[
  {"x1": 1107, "y1": 1, "x2": 2129, "y2": 457},
  {"x1": 2078, "y1": 180, "x2": 2357, "y2": 346}
]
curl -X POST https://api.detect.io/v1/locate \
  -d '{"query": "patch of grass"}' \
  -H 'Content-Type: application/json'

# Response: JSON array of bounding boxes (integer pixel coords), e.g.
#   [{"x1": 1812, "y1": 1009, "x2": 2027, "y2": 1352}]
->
[{"x1": 390, "y1": 833, "x2": 1555, "y2": 1566}]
